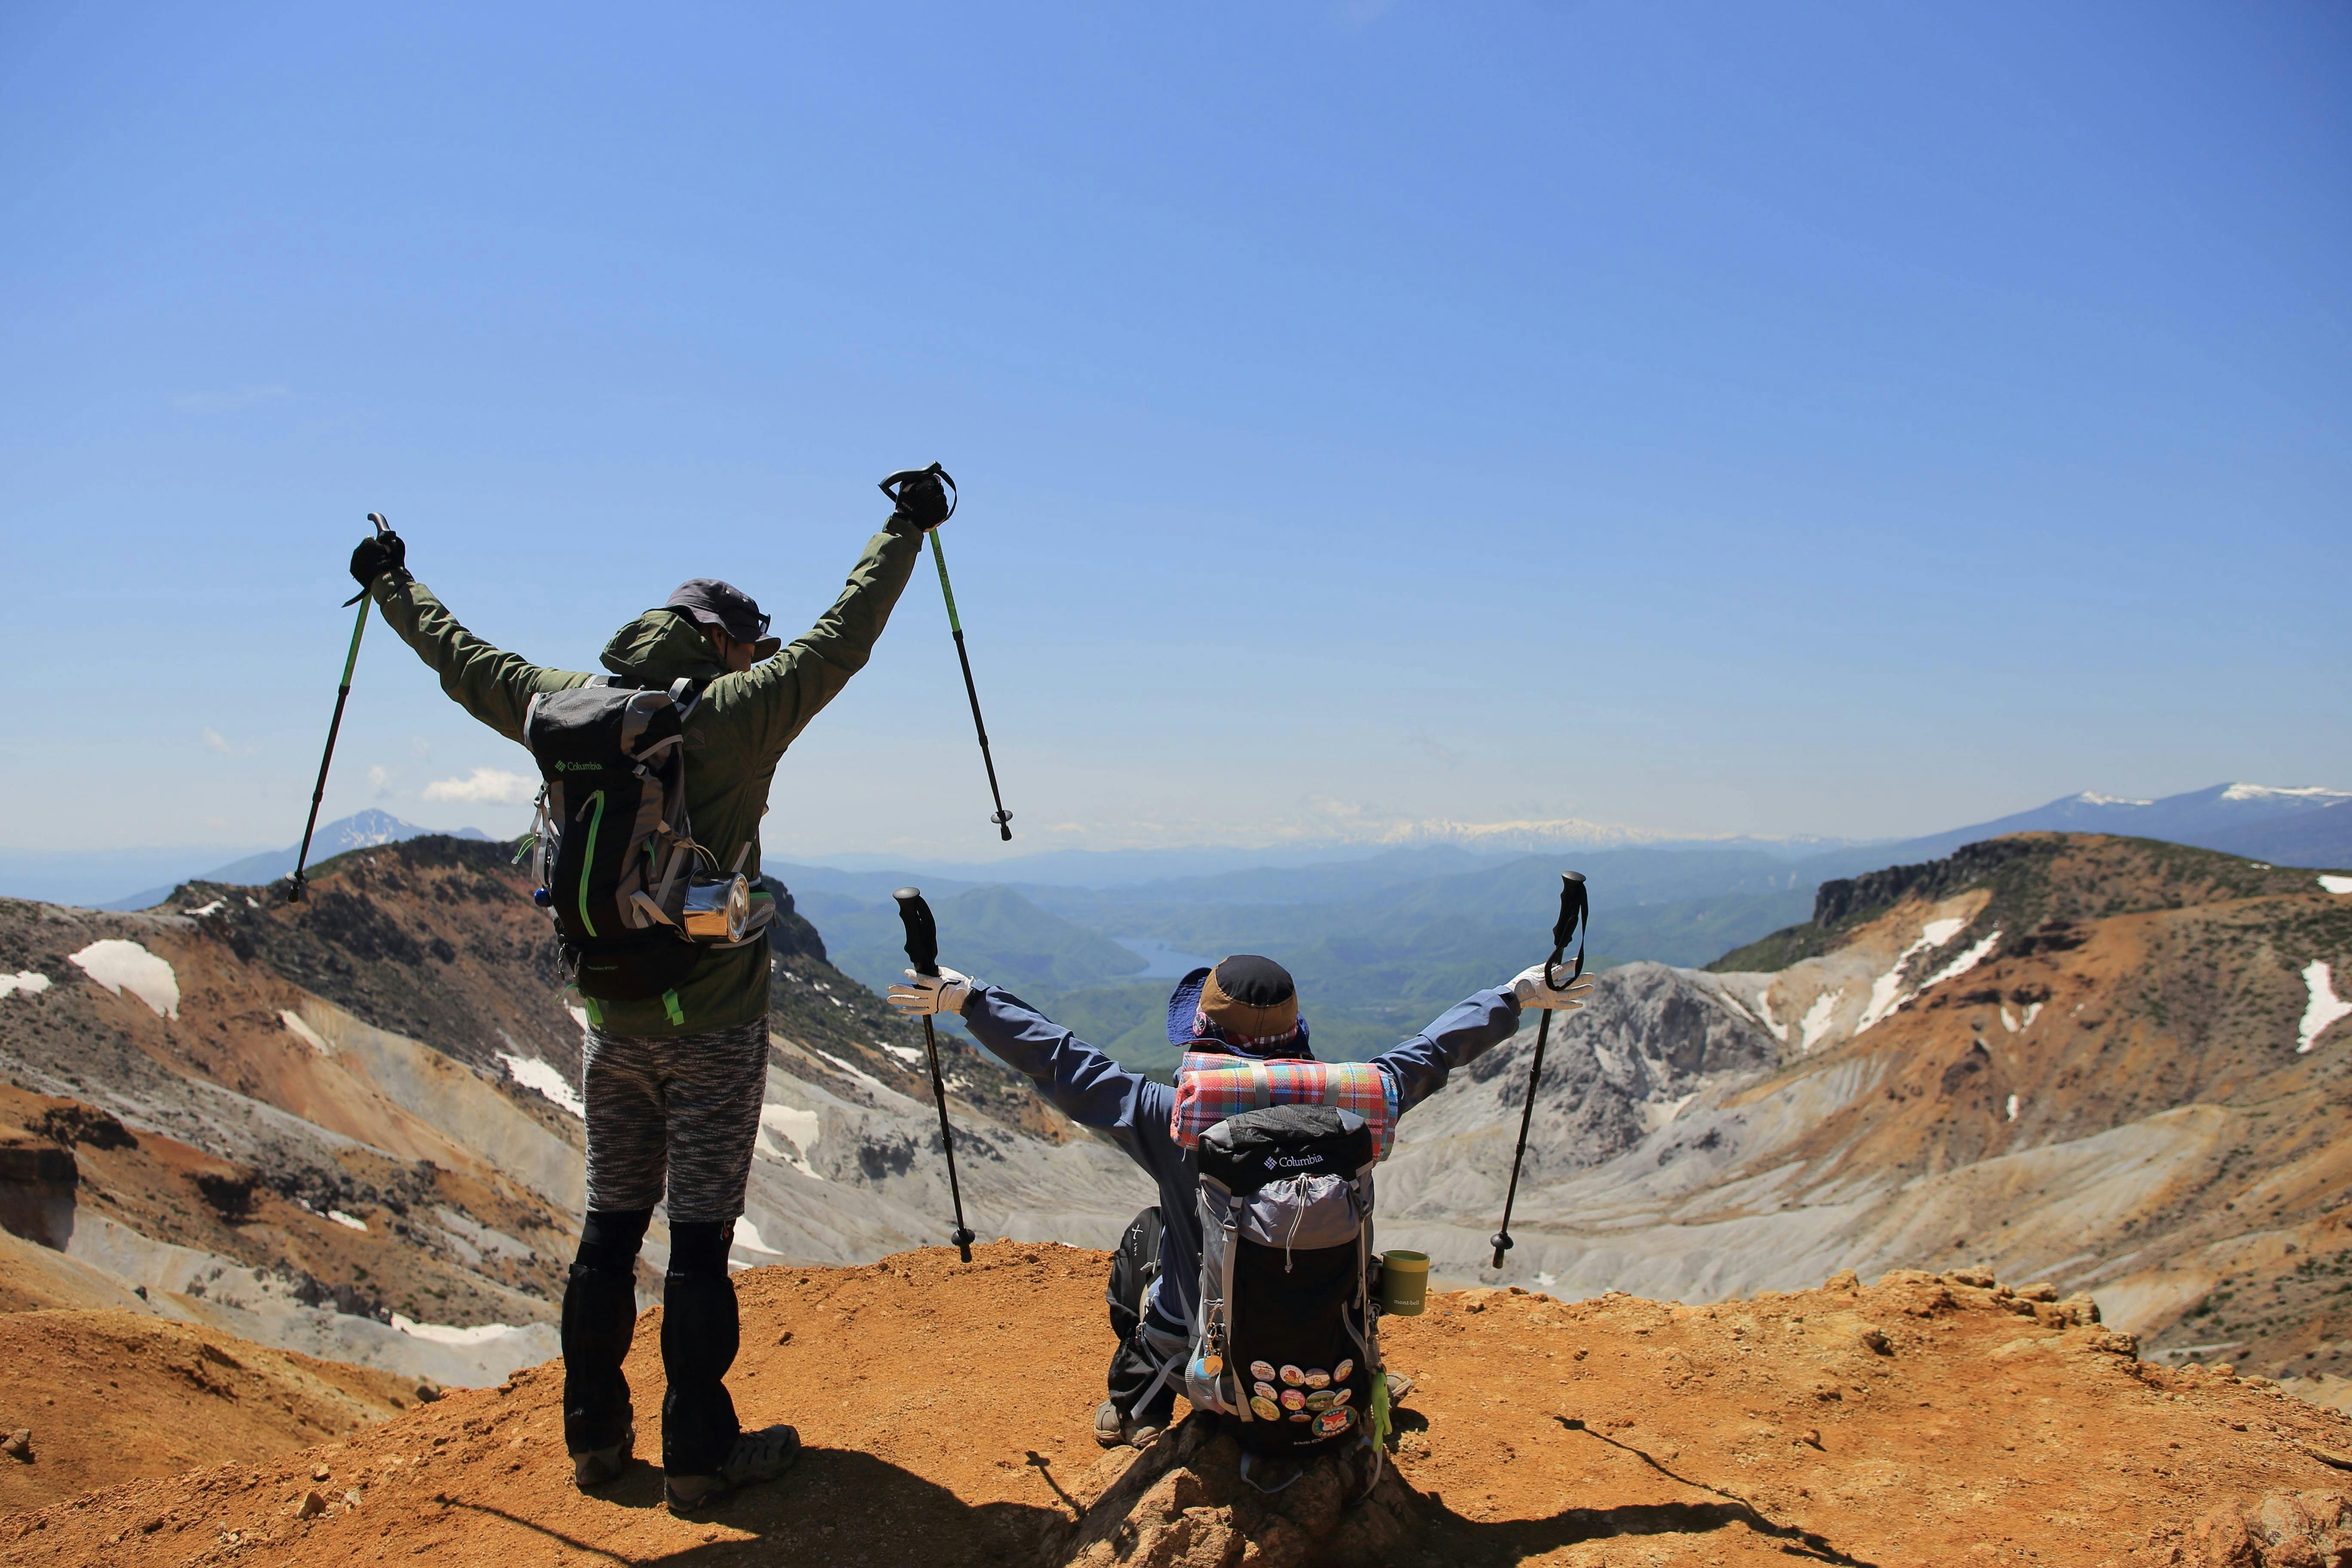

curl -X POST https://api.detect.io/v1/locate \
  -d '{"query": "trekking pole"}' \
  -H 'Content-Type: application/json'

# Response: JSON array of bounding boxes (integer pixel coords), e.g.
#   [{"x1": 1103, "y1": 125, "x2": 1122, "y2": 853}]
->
[
  {"x1": 894, "y1": 887, "x2": 977, "y2": 1262},
  {"x1": 1490, "y1": 871, "x2": 1589, "y2": 1271},
  {"x1": 288, "y1": 512, "x2": 391, "y2": 903},
  {"x1": 879, "y1": 465, "x2": 1014, "y2": 842}
]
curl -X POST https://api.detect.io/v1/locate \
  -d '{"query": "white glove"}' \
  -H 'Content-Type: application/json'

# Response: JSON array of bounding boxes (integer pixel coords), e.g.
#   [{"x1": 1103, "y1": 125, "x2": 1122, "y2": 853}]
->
[
  {"x1": 887, "y1": 966, "x2": 974, "y2": 1017},
  {"x1": 1511, "y1": 962, "x2": 1596, "y2": 1011}
]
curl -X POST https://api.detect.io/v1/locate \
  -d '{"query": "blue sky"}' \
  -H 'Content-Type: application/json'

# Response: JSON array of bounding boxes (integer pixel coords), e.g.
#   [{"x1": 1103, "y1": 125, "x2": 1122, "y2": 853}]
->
[{"x1": 3, "y1": 1, "x2": 2346, "y2": 861}]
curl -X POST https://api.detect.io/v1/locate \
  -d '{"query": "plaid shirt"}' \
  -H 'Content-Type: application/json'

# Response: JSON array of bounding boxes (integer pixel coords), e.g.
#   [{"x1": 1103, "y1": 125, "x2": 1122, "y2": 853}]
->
[{"x1": 1169, "y1": 1051, "x2": 1400, "y2": 1160}]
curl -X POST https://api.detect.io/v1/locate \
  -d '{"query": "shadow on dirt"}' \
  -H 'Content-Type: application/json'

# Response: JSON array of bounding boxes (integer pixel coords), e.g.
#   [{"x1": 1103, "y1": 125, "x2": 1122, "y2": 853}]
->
[
  {"x1": 1394, "y1": 1415, "x2": 1877, "y2": 1567},
  {"x1": 451, "y1": 1444, "x2": 1072, "y2": 1566}
]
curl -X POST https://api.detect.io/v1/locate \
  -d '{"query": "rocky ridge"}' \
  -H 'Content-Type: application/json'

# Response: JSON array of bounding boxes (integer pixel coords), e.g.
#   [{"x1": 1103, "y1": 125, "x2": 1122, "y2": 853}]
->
[
  {"x1": 0, "y1": 837, "x2": 1145, "y2": 1390},
  {"x1": 1381, "y1": 834, "x2": 2352, "y2": 1394}
]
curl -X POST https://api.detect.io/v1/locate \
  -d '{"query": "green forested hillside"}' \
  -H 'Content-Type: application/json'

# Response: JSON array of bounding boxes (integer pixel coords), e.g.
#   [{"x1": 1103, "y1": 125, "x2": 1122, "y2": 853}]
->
[{"x1": 780, "y1": 848, "x2": 1816, "y2": 1075}]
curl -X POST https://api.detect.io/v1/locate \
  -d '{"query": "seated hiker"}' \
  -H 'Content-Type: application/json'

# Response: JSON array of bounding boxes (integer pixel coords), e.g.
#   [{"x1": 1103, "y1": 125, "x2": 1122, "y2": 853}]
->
[
  {"x1": 347, "y1": 469, "x2": 951, "y2": 1513},
  {"x1": 887, "y1": 952, "x2": 1592, "y2": 1449}
]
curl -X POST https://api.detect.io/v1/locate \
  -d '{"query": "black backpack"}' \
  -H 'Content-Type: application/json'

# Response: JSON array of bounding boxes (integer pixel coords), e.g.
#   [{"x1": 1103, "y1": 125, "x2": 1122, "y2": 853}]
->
[
  {"x1": 1183, "y1": 1104, "x2": 1384, "y2": 1461},
  {"x1": 519, "y1": 678, "x2": 772, "y2": 1008}
]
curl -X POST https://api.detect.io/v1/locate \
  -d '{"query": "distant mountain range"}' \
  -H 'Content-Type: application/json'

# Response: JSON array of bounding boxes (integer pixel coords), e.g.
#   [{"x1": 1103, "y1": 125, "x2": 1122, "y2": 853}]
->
[
  {"x1": 1849, "y1": 781, "x2": 2352, "y2": 868},
  {"x1": 8, "y1": 781, "x2": 2343, "y2": 1069},
  {"x1": 779, "y1": 782, "x2": 2350, "y2": 1070},
  {"x1": 97, "y1": 810, "x2": 491, "y2": 910}
]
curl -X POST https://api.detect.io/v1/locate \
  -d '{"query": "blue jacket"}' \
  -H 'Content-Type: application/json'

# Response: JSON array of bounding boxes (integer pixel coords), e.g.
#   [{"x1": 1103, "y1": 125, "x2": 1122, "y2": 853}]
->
[{"x1": 958, "y1": 984, "x2": 1524, "y2": 1337}]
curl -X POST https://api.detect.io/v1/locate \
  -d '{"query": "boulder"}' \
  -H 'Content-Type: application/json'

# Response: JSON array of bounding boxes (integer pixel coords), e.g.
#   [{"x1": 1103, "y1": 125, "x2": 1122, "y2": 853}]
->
[
  {"x1": 2178, "y1": 1490, "x2": 2352, "y2": 1567},
  {"x1": 1048, "y1": 1416, "x2": 1415, "y2": 1568}
]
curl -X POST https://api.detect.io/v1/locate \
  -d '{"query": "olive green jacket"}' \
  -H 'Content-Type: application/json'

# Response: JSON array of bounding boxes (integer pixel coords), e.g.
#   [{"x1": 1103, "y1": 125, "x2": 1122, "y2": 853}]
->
[{"x1": 370, "y1": 522, "x2": 924, "y2": 1035}]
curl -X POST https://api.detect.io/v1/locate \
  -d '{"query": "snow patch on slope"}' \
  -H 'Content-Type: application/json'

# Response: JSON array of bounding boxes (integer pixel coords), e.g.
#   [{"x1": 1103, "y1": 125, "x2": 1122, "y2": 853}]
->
[
  {"x1": 2300, "y1": 962, "x2": 2351, "y2": 1055},
  {"x1": 392, "y1": 1314, "x2": 527, "y2": 1347},
  {"x1": 1856, "y1": 919, "x2": 1972, "y2": 1035},
  {"x1": 0, "y1": 971, "x2": 51, "y2": 1000},
  {"x1": 70, "y1": 940, "x2": 180, "y2": 1018},
  {"x1": 815, "y1": 1048, "x2": 891, "y2": 1094},
  {"x1": 1799, "y1": 990, "x2": 1842, "y2": 1053},
  {"x1": 497, "y1": 1053, "x2": 585, "y2": 1120},
  {"x1": 758, "y1": 1103, "x2": 824, "y2": 1181},
  {"x1": 732, "y1": 1216, "x2": 786, "y2": 1258},
  {"x1": 1926, "y1": 931, "x2": 2001, "y2": 988},
  {"x1": 2222, "y1": 783, "x2": 2350, "y2": 804},
  {"x1": 279, "y1": 1010, "x2": 330, "y2": 1054}
]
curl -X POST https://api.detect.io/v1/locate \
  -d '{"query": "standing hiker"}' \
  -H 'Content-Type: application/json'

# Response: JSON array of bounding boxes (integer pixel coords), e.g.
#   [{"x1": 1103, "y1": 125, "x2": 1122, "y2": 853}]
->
[
  {"x1": 887, "y1": 952, "x2": 1592, "y2": 1448},
  {"x1": 346, "y1": 472, "x2": 949, "y2": 1512}
]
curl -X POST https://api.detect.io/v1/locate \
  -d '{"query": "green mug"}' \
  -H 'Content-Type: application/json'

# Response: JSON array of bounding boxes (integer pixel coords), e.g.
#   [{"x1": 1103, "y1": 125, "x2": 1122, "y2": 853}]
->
[{"x1": 1379, "y1": 1250, "x2": 1430, "y2": 1316}]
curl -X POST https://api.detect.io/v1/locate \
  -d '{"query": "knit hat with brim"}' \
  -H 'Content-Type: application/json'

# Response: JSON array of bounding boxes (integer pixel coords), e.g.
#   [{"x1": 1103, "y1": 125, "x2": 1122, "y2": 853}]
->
[{"x1": 1165, "y1": 955, "x2": 1313, "y2": 1060}]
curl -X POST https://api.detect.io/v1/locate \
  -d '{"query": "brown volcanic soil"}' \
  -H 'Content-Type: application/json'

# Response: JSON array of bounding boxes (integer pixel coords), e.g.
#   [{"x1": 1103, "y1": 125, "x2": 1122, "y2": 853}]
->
[
  {"x1": 0, "y1": 1310, "x2": 413, "y2": 1515},
  {"x1": 6, "y1": 1245, "x2": 2352, "y2": 1566},
  {"x1": 1694, "y1": 834, "x2": 2352, "y2": 1381}
]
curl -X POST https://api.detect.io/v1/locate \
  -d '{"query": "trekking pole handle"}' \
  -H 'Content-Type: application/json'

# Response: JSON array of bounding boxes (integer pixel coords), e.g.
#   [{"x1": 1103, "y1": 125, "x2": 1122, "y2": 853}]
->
[
  {"x1": 1544, "y1": 871, "x2": 1588, "y2": 990},
  {"x1": 878, "y1": 463, "x2": 958, "y2": 525},
  {"x1": 894, "y1": 887, "x2": 940, "y2": 979}
]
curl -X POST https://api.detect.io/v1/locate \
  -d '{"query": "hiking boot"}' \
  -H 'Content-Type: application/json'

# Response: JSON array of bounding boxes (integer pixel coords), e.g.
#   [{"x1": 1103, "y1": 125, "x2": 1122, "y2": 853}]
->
[
  {"x1": 570, "y1": 1425, "x2": 634, "y2": 1490},
  {"x1": 1384, "y1": 1373, "x2": 1413, "y2": 1406},
  {"x1": 1092, "y1": 1399, "x2": 1161, "y2": 1450},
  {"x1": 663, "y1": 1424, "x2": 800, "y2": 1515}
]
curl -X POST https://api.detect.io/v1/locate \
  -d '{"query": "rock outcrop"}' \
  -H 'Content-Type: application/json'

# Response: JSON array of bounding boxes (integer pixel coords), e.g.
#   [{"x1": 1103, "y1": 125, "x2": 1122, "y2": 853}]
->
[{"x1": 1382, "y1": 834, "x2": 2352, "y2": 1384}]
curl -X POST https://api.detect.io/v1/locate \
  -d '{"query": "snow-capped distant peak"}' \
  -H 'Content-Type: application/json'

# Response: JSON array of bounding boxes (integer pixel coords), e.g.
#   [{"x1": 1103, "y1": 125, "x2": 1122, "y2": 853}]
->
[
  {"x1": 2220, "y1": 784, "x2": 2352, "y2": 805},
  {"x1": 2074, "y1": 793, "x2": 2153, "y2": 807}
]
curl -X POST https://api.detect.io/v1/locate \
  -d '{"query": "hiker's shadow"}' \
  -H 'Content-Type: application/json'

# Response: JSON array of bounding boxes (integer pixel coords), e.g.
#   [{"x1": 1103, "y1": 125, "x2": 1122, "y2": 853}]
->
[
  {"x1": 449, "y1": 1446, "x2": 1072, "y2": 1567},
  {"x1": 1405, "y1": 1417, "x2": 1879, "y2": 1568}
]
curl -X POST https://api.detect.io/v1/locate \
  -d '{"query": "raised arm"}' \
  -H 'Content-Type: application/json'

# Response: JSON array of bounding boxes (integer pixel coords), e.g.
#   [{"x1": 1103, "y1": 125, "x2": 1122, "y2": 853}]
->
[
  {"x1": 890, "y1": 971, "x2": 1170, "y2": 1148},
  {"x1": 1373, "y1": 989, "x2": 1523, "y2": 1117},
  {"x1": 1377, "y1": 961, "x2": 1597, "y2": 1115},
  {"x1": 369, "y1": 575, "x2": 593, "y2": 744},
  {"x1": 700, "y1": 520, "x2": 926, "y2": 762}
]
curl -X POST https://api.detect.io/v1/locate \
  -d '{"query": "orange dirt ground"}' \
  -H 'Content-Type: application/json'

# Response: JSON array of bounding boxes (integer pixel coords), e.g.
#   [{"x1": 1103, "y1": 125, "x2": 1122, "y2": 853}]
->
[
  {"x1": 0, "y1": 1310, "x2": 414, "y2": 1516},
  {"x1": 4, "y1": 1243, "x2": 2352, "y2": 1566}
]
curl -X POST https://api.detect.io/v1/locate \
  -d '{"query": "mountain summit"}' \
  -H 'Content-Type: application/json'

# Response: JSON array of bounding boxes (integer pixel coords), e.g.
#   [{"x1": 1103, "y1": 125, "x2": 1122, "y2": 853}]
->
[{"x1": 99, "y1": 811, "x2": 494, "y2": 911}]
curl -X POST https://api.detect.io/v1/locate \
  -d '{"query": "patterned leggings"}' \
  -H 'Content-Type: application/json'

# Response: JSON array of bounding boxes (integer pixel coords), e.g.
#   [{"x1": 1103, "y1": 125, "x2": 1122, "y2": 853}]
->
[{"x1": 582, "y1": 1014, "x2": 769, "y2": 1222}]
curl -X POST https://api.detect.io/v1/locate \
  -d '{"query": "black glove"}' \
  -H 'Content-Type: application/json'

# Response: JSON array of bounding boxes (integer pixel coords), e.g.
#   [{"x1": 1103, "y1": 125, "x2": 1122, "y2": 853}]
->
[
  {"x1": 891, "y1": 472, "x2": 951, "y2": 533},
  {"x1": 348, "y1": 529, "x2": 408, "y2": 591}
]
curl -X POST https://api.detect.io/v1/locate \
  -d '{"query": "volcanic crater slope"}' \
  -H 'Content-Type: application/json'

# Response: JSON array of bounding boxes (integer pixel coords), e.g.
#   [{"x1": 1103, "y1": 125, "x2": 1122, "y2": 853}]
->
[
  {"x1": 6, "y1": 1245, "x2": 2352, "y2": 1567},
  {"x1": 1383, "y1": 833, "x2": 2352, "y2": 1392},
  {"x1": 0, "y1": 837, "x2": 1145, "y2": 1405}
]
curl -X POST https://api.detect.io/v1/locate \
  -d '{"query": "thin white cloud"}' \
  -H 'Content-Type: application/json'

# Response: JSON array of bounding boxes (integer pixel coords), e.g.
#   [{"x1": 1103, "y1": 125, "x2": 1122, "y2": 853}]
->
[
  {"x1": 423, "y1": 767, "x2": 537, "y2": 805},
  {"x1": 367, "y1": 764, "x2": 394, "y2": 799},
  {"x1": 201, "y1": 726, "x2": 255, "y2": 756}
]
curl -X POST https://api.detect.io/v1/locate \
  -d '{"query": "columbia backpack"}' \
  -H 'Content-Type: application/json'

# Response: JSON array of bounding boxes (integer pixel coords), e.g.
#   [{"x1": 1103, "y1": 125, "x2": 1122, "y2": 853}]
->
[
  {"x1": 1182, "y1": 1103, "x2": 1384, "y2": 1462},
  {"x1": 519, "y1": 677, "x2": 773, "y2": 1005}
]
